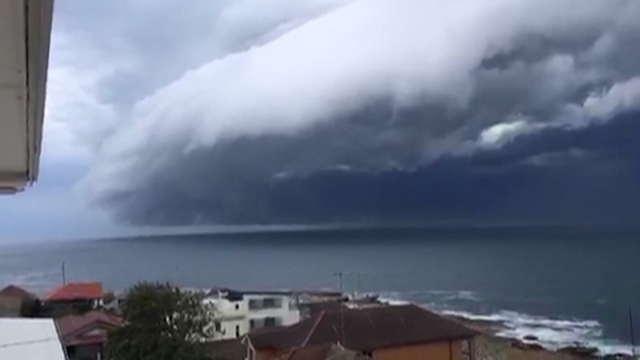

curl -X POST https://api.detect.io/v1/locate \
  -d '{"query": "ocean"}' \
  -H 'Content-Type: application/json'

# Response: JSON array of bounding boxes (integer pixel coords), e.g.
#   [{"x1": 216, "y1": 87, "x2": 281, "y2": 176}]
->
[{"x1": 1, "y1": 226, "x2": 640, "y2": 353}]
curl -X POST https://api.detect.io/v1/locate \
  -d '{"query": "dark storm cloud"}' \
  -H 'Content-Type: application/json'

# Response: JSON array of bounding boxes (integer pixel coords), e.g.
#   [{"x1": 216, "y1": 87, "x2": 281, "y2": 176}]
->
[
  {"x1": 83, "y1": 0, "x2": 640, "y2": 226},
  {"x1": 100, "y1": 109, "x2": 640, "y2": 226}
]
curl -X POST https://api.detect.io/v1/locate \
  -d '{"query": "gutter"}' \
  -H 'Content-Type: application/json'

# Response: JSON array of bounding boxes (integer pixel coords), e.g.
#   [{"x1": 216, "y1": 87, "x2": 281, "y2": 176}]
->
[{"x1": 23, "y1": 0, "x2": 54, "y2": 184}]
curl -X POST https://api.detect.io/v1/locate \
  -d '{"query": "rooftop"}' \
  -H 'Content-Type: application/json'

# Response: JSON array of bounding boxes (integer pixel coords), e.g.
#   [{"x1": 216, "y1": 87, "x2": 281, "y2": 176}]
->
[
  {"x1": 248, "y1": 304, "x2": 477, "y2": 352},
  {"x1": 205, "y1": 339, "x2": 246, "y2": 360},
  {"x1": 0, "y1": 318, "x2": 66, "y2": 360},
  {"x1": 0, "y1": 284, "x2": 35, "y2": 299},
  {"x1": 56, "y1": 311, "x2": 122, "y2": 346},
  {"x1": 207, "y1": 288, "x2": 343, "y2": 299},
  {"x1": 46, "y1": 282, "x2": 104, "y2": 302}
]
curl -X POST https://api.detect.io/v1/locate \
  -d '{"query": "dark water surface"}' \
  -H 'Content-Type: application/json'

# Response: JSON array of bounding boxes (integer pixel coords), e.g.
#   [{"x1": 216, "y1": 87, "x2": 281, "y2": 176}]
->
[{"x1": 2, "y1": 226, "x2": 640, "y2": 351}]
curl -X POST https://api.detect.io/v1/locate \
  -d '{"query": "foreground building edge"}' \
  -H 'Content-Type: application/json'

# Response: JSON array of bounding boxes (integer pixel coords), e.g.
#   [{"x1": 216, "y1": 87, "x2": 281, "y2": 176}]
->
[{"x1": 0, "y1": 0, "x2": 53, "y2": 193}]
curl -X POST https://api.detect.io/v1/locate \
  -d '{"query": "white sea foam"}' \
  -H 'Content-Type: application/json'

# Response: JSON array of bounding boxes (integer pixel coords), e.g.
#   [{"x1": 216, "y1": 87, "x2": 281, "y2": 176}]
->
[
  {"x1": 377, "y1": 291, "x2": 411, "y2": 305},
  {"x1": 442, "y1": 309, "x2": 636, "y2": 355},
  {"x1": 382, "y1": 290, "x2": 482, "y2": 303},
  {"x1": 448, "y1": 290, "x2": 481, "y2": 301}
]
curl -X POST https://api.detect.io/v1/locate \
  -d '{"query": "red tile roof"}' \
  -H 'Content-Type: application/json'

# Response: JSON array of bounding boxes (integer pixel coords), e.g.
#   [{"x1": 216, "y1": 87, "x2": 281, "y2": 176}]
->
[
  {"x1": 46, "y1": 282, "x2": 103, "y2": 301},
  {"x1": 56, "y1": 311, "x2": 122, "y2": 346},
  {"x1": 249, "y1": 304, "x2": 477, "y2": 352},
  {"x1": 0, "y1": 285, "x2": 35, "y2": 299}
]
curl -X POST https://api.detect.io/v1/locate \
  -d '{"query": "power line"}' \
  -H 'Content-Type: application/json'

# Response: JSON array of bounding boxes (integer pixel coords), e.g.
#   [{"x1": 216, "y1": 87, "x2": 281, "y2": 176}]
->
[{"x1": 0, "y1": 337, "x2": 60, "y2": 349}]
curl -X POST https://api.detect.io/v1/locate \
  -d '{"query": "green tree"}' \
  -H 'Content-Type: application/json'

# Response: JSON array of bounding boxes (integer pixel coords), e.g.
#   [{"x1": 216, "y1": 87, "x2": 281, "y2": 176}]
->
[{"x1": 108, "y1": 282, "x2": 214, "y2": 360}]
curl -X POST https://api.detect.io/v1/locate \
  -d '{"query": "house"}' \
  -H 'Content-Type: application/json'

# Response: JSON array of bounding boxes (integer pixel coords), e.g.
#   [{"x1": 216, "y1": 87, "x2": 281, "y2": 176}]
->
[
  {"x1": 204, "y1": 289, "x2": 301, "y2": 340},
  {"x1": 245, "y1": 304, "x2": 478, "y2": 360},
  {"x1": 0, "y1": 284, "x2": 37, "y2": 317},
  {"x1": 45, "y1": 282, "x2": 104, "y2": 316},
  {"x1": 56, "y1": 310, "x2": 123, "y2": 360},
  {"x1": 0, "y1": 318, "x2": 66, "y2": 360}
]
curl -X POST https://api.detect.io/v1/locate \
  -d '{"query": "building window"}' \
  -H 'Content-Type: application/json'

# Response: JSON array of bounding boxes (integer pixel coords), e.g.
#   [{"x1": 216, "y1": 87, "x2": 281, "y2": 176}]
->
[
  {"x1": 235, "y1": 325, "x2": 240, "y2": 338},
  {"x1": 263, "y1": 297, "x2": 282, "y2": 309},
  {"x1": 264, "y1": 317, "x2": 276, "y2": 327},
  {"x1": 235, "y1": 303, "x2": 239, "y2": 310},
  {"x1": 248, "y1": 299, "x2": 261, "y2": 310},
  {"x1": 214, "y1": 321, "x2": 221, "y2": 332}
]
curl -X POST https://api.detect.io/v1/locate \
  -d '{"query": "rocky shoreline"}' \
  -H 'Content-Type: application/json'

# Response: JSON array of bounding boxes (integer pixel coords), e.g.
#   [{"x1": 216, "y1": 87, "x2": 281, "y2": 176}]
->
[{"x1": 445, "y1": 314, "x2": 635, "y2": 360}]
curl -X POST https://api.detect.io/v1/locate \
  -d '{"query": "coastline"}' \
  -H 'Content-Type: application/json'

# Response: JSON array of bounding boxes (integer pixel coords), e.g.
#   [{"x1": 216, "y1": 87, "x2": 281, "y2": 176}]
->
[{"x1": 443, "y1": 313, "x2": 634, "y2": 360}]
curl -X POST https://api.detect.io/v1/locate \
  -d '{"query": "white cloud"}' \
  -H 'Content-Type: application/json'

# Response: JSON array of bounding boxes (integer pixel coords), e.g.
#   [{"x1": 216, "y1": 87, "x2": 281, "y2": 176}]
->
[
  {"x1": 43, "y1": 31, "x2": 137, "y2": 162},
  {"x1": 478, "y1": 118, "x2": 536, "y2": 147},
  {"x1": 85, "y1": 0, "x2": 638, "y2": 202},
  {"x1": 582, "y1": 77, "x2": 640, "y2": 120}
]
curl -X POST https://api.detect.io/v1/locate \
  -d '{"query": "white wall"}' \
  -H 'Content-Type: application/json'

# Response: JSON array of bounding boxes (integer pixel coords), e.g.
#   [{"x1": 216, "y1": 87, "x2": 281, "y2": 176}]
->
[{"x1": 204, "y1": 292, "x2": 301, "y2": 341}]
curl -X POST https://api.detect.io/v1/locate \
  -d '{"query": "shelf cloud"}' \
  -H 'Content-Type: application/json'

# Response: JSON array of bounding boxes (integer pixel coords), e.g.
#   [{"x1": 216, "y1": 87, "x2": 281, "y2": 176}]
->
[{"x1": 71, "y1": 0, "x2": 640, "y2": 225}]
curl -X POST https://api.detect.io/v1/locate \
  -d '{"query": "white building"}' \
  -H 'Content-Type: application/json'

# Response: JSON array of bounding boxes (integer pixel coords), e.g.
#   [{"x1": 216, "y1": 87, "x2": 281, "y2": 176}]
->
[
  {"x1": 0, "y1": 318, "x2": 67, "y2": 360},
  {"x1": 204, "y1": 289, "x2": 301, "y2": 340}
]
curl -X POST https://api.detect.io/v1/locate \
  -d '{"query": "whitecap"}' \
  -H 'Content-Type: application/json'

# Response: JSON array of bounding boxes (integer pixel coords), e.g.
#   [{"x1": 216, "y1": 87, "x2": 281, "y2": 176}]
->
[{"x1": 441, "y1": 309, "x2": 635, "y2": 355}]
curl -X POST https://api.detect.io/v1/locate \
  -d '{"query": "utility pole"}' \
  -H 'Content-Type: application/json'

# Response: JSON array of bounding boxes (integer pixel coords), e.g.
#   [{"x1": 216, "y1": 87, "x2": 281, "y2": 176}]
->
[
  {"x1": 630, "y1": 306, "x2": 636, "y2": 359},
  {"x1": 62, "y1": 261, "x2": 66, "y2": 286},
  {"x1": 333, "y1": 271, "x2": 346, "y2": 344}
]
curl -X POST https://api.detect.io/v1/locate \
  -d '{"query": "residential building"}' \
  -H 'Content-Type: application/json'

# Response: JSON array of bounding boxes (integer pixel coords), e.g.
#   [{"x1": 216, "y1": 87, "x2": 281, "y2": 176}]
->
[
  {"x1": 204, "y1": 289, "x2": 301, "y2": 340},
  {"x1": 45, "y1": 282, "x2": 104, "y2": 316},
  {"x1": 0, "y1": 318, "x2": 66, "y2": 360},
  {"x1": 245, "y1": 304, "x2": 478, "y2": 360},
  {"x1": 56, "y1": 311, "x2": 123, "y2": 360},
  {"x1": 0, "y1": 284, "x2": 37, "y2": 317}
]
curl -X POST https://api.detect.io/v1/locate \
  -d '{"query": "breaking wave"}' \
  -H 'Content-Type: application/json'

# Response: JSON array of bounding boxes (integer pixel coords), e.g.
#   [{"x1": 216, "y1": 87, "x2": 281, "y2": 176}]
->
[{"x1": 441, "y1": 309, "x2": 635, "y2": 355}]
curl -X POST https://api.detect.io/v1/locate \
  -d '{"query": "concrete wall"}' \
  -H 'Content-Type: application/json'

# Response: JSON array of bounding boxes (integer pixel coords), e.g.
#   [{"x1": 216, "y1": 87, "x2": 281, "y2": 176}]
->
[
  {"x1": 221, "y1": 318, "x2": 247, "y2": 339},
  {"x1": 255, "y1": 349, "x2": 277, "y2": 360},
  {"x1": 373, "y1": 339, "x2": 473, "y2": 360},
  {"x1": 253, "y1": 339, "x2": 475, "y2": 360},
  {"x1": 0, "y1": 297, "x2": 22, "y2": 317}
]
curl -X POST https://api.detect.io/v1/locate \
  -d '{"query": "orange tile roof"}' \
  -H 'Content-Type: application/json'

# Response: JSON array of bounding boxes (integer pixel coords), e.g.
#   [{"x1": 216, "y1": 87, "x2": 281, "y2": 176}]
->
[{"x1": 46, "y1": 282, "x2": 103, "y2": 301}]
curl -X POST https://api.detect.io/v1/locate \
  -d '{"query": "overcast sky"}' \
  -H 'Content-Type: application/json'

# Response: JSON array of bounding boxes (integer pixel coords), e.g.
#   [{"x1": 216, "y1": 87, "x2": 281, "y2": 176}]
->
[{"x1": 1, "y1": 0, "x2": 640, "y2": 242}]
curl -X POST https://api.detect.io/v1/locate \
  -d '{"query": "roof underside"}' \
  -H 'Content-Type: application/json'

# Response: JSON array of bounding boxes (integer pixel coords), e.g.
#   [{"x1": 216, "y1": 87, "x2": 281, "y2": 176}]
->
[{"x1": 0, "y1": 0, "x2": 53, "y2": 193}]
